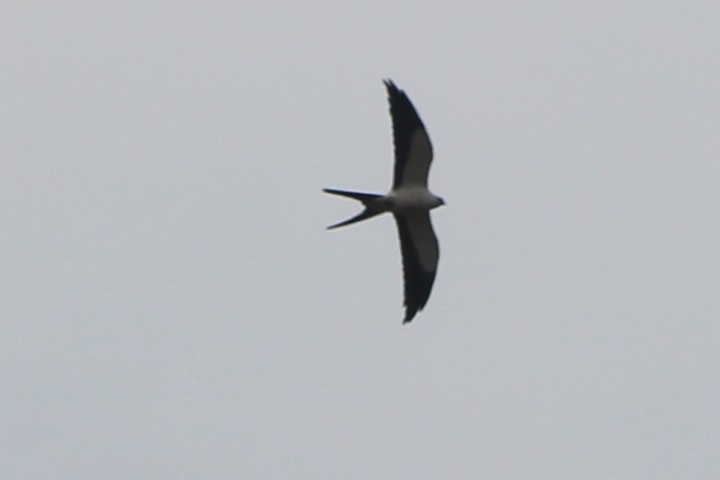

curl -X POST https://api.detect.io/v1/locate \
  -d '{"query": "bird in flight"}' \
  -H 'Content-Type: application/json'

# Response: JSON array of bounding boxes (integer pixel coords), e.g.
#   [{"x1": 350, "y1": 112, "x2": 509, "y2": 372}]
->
[{"x1": 324, "y1": 79, "x2": 444, "y2": 323}]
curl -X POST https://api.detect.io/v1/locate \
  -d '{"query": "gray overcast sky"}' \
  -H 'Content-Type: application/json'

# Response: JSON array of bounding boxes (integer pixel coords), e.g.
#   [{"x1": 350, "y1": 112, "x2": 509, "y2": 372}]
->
[{"x1": 3, "y1": 2, "x2": 720, "y2": 478}]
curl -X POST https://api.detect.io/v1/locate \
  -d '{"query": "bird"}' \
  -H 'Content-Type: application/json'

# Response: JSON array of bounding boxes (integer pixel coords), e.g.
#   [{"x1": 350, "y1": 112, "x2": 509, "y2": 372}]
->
[{"x1": 324, "y1": 79, "x2": 444, "y2": 323}]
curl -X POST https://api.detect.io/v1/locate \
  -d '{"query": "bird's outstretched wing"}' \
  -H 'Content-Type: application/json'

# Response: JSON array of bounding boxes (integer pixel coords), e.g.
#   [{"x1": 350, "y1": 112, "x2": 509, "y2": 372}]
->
[
  {"x1": 384, "y1": 79, "x2": 434, "y2": 189},
  {"x1": 394, "y1": 211, "x2": 439, "y2": 323}
]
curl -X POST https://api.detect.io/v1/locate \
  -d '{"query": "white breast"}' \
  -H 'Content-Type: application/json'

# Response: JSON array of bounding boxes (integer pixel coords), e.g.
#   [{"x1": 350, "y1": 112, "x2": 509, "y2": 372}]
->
[{"x1": 388, "y1": 187, "x2": 442, "y2": 212}]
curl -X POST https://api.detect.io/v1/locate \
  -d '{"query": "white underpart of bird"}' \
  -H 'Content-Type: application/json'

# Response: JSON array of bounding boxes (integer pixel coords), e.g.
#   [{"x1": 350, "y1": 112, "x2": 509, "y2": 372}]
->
[{"x1": 324, "y1": 79, "x2": 444, "y2": 324}]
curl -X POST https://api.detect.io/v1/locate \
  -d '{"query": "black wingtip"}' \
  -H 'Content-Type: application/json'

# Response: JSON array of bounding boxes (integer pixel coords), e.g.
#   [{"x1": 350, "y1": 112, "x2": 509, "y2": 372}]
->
[
  {"x1": 383, "y1": 78, "x2": 399, "y2": 93},
  {"x1": 402, "y1": 310, "x2": 417, "y2": 324}
]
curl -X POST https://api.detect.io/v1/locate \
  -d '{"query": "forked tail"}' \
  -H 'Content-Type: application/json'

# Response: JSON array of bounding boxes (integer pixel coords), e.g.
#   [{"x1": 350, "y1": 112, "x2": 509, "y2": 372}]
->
[
  {"x1": 323, "y1": 188, "x2": 382, "y2": 202},
  {"x1": 323, "y1": 188, "x2": 385, "y2": 229}
]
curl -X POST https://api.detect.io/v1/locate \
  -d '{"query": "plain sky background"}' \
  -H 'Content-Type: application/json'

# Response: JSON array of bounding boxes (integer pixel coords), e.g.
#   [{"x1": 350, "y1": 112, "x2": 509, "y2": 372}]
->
[{"x1": 3, "y1": 2, "x2": 720, "y2": 478}]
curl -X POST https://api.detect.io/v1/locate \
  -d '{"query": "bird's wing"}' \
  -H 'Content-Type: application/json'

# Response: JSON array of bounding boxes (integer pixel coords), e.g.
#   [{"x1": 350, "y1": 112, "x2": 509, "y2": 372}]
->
[
  {"x1": 384, "y1": 79, "x2": 434, "y2": 189},
  {"x1": 394, "y1": 211, "x2": 439, "y2": 323}
]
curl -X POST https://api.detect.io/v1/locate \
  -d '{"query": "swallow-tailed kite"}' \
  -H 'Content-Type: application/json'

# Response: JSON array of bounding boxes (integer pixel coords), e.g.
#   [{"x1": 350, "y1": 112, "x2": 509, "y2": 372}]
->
[{"x1": 324, "y1": 79, "x2": 444, "y2": 323}]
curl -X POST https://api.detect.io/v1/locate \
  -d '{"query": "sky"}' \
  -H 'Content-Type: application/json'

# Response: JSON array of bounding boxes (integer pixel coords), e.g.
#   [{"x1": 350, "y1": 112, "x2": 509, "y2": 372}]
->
[{"x1": 2, "y1": 1, "x2": 720, "y2": 478}]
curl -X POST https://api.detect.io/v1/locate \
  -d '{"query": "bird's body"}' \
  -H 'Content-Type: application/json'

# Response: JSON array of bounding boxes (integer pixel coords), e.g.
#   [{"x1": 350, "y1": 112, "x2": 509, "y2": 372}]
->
[
  {"x1": 324, "y1": 80, "x2": 444, "y2": 323},
  {"x1": 386, "y1": 187, "x2": 444, "y2": 212}
]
